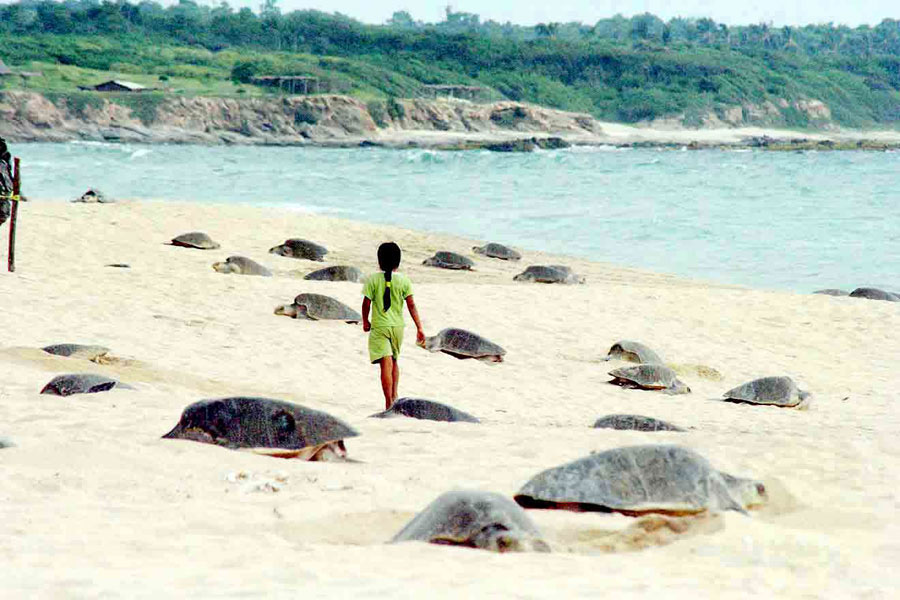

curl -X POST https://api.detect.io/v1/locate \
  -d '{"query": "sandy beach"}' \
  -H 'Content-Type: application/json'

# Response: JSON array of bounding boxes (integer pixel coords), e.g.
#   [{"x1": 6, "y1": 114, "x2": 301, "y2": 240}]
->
[{"x1": 1, "y1": 199, "x2": 897, "y2": 598}]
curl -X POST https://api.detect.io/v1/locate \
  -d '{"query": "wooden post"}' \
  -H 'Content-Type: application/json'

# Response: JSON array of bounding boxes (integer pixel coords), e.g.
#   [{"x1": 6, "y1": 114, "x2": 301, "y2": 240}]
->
[{"x1": 8, "y1": 157, "x2": 19, "y2": 272}]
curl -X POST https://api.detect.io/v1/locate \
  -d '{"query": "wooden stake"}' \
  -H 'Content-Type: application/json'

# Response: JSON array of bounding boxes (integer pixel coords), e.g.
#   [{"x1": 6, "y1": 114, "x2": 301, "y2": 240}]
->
[{"x1": 8, "y1": 157, "x2": 19, "y2": 272}]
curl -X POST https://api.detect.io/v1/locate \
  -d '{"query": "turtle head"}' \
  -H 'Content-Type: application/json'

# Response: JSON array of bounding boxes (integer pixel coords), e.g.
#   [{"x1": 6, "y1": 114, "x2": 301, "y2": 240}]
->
[
  {"x1": 274, "y1": 304, "x2": 298, "y2": 318},
  {"x1": 422, "y1": 334, "x2": 441, "y2": 352},
  {"x1": 212, "y1": 261, "x2": 237, "y2": 274},
  {"x1": 728, "y1": 477, "x2": 768, "y2": 511},
  {"x1": 268, "y1": 244, "x2": 288, "y2": 256},
  {"x1": 471, "y1": 524, "x2": 549, "y2": 553}
]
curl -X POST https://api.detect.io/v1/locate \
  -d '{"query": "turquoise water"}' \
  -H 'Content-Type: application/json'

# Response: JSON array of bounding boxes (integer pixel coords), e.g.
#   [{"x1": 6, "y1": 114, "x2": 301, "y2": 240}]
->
[{"x1": 12, "y1": 141, "x2": 900, "y2": 292}]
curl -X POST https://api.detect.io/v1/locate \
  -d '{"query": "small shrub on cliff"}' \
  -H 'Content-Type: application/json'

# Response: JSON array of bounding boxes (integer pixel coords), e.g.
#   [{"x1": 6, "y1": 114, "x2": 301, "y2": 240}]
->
[
  {"x1": 386, "y1": 96, "x2": 405, "y2": 121},
  {"x1": 44, "y1": 91, "x2": 106, "y2": 119},
  {"x1": 367, "y1": 100, "x2": 388, "y2": 127},
  {"x1": 294, "y1": 106, "x2": 319, "y2": 125},
  {"x1": 110, "y1": 92, "x2": 167, "y2": 126}
]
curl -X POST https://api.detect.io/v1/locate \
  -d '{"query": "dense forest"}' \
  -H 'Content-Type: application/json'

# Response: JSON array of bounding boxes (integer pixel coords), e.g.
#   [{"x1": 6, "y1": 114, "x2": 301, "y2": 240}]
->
[{"x1": 1, "y1": 0, "x2": 900, "y2": 128}]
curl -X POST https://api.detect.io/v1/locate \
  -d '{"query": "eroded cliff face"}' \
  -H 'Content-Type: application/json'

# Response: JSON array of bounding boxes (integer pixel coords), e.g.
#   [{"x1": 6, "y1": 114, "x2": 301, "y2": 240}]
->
[{"x1": 0, "y1": 91, "x2": 602, "y2": 146}]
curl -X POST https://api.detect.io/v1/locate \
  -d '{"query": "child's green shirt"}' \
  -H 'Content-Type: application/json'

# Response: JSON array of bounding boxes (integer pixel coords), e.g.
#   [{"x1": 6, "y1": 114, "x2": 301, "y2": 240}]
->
[{"x1": 362, "y1": 272, "x2": 413, "y2": 328}]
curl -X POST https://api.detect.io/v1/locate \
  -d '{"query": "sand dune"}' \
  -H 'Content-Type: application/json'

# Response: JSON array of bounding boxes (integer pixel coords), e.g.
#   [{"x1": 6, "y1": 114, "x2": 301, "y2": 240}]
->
[{"x1": 1, "y1": 200, "x2": 897, "y2": 598}]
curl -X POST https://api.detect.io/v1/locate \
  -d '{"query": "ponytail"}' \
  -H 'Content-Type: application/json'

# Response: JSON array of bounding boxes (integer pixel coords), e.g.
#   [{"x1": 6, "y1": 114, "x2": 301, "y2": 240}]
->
[{"x1": 377, "y1": 242, "x2": 402, "y2": 312}]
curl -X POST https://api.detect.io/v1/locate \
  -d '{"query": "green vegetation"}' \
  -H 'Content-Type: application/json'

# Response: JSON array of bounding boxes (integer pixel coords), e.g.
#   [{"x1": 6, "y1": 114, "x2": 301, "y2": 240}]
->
[{"x1": 0, "y1": 1, "x2": 899, "y2": 129}]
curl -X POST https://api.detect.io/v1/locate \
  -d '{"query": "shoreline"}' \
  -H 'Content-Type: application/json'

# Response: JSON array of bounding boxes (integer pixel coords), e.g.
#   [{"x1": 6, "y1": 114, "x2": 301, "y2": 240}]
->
[{"x1": 1, "y1": 199, "x2": 897, "y2": 597}]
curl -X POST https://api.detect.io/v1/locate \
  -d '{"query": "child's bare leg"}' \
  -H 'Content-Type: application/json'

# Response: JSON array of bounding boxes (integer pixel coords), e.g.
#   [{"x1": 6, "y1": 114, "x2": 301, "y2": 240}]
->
[
  {"x1": 392, "y1": 359, "x2": 400, "y2": 401},
  {"x1": 379, "y1": 356, "x2": 394, "y2": 410}
]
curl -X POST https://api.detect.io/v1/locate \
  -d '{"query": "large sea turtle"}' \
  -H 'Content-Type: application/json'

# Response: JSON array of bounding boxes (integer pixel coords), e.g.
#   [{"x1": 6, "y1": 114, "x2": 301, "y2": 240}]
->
[
  {"x1": 370, "y1": 398, "x2": 480, "y2": 423},
  {"x1": 170, "y1": 232, "x2": 220, "y2": 250},
  {"x1": 268, "y1": 238, "x2": 328, "y2": 261},
  {"x1": 513, "y1": 265, "x2": 584, "y2": 284},
  {"x1": 422, "y1": 251, "x2": 475, "y2": 270},
  {"x1": 473, "y1": 243, "x2": 522, "y2": 261},
  {"x1": 304, "y1": 265, "x2": 363, "y2": 282},
  {"x1": 849, "y1": 287, "x2": 899, "y2": 302},
  {"x1": 274, "y1": 293, "x2": 361, "y2": 323},
  {"x1": 603, "y1": 340, "x2": 663, "y2": 364},
  {"x1": 592, "y1": 414, "x2": 685, "y2": 432},
  {"x1": 42, "y1": 344, "x2": 110, "y2": 361},
  {"x1": 162, "y1": 396, "x2": 358, "y2": 461},
  {"x1": 423, "y1": 328, "x2": 506, "y2": 363},
  {"x1": 514, "y1": 445, "x2": 767, "y2": 515},
  {"x1": 722, "y1": 376, "x2": 811, "y2": 408},
  {"x1": 72, "y1": 188, "x2": 114, "y2": 203},
  {"x1": 40, "y1": 373, "x2": 131, "y2": 396},
  {"x1": 392, "y1": 490, "x2": 550, "y2": 553},
  {"x1": 609, "y1": 364, "x2": 690, "y2": 395},
  {"x1": 212, "y1": 256, "x2": 272, "y2": 277}
]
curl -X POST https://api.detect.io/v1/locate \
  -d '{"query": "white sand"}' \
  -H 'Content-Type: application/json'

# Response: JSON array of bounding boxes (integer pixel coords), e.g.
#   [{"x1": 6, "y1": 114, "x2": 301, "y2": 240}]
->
[{"x1": 1, "y1": 200, "x2": 897, "y2": 598}]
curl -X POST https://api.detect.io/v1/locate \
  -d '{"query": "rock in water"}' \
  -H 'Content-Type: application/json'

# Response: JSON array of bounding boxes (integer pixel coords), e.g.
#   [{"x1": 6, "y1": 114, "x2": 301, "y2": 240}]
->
[
  {"x1": 370, "y1": 398, "x2": 480, "y2": 423},
  {"x1": 423, "y1": 328, "x2": 506, "y2": 362},
  {"x1": 162, "y1": 397, "x2": 358, "y2": 461},
  {"x1": 268, "y1": 239, "x2": 328, "y2": 261},
  {"x1": 608, "y1": 364, "x2": 690, "y2": 395},
  {"x1": 304, "y1": 265, "x2": 363, "y2": 282},
  {"x1": 422, "y1": 251, "x2": 475, "y2": 270},
  {"x1": 392, "y1": 490, "x2": 550, "y2": 552},
  {"x1": 722, "y1": 376, "x2": 810, "y2": 408},
  {"x1": 274, "y1": 293, "x2": 361, "y2": 323},
  {"x1": 40, "y1": 373, "x2": 127, "y2": 396},
  {"x1": 592, "y1": 414, "x2": 685, "y2": 432},
  {"x1": 472, "y1": 243, "x2": 521, "y2": 261},
  {"x1": 170, "y1": 232, "x2": 220, "y2": 250},
  {"x1": 212, "y1": 256, "x2": 272, "y2": 276},
  {"x1": 514, "y1": 445, "x2": 766, "y2": 515}
]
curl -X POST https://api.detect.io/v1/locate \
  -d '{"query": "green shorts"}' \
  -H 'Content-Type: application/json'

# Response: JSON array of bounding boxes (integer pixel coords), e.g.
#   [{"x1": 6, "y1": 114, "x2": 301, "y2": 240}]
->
[{"x1": 368, "y1": 325, "x2": 404, "y2": 363}]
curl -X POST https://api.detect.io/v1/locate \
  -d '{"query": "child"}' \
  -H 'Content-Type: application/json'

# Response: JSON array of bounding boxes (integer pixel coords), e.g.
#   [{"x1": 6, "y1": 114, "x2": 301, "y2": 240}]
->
[{"x1": 362, "y1": 242, "x2": 425, "y2": 410}]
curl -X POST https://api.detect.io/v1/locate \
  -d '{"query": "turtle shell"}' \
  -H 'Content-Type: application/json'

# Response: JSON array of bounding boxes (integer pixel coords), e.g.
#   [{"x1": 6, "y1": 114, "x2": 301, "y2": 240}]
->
[
  {"x1": 162, "y1": 397, "x2": 358, "y2": 455},
  {"x1": 422, "y1": 251, "x2": 474, "y2": 270},
  {"x1": 604, "y1": 340, "x2": 663, "y2": 364},
  {"x1": 424, "y1": 328, "x2": 506, "y2": 362},
  {"x1": 609, "y1": 364, "x2": 690, "y2": 394},
  {"x1": 40, "y1": 373, "x2": 123, "y2": 396},
  {"x1": 514, "y1": 444, "x2": 764, "y2": 515},
  {"x1": 213, "y1": 256, "x2": 272, "y2": 276},
  {"x1": 292, "y1": 293, "x2": 361, "y2": 322},
  {"x1": 513, "y1": 265, "x2": 583, "y2": 284},
  {"x1": 304, "y1": 265, "x2": 363, "y2": 282},
  {"x1": 42, "y1": 344, "x2": 110, "y2": 360},
  {"x1": 392, "y1": 490, "x2": 549, "y2": 552},
  {"x1": 849, "y1": 287, "x2": 899, "y2": 302},
  {"x1": 722, "y1": 376, "x2": 810, "y2": 408},
  {"x1": 171, "y1": 232, "x2": 220, "y2": 250},
  {"x1": 371, "y1": 398, "x2": 480, "y2": 423},
  {"x1": 592, "y1": 414, "x2": 685, "y2": 432},
  {"x1": 473, "y1": 243, "x2": 522, "y2": 261}
]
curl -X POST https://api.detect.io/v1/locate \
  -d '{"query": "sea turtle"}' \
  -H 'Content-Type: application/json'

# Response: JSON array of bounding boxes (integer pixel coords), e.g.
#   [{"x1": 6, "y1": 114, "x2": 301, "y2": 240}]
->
[
  {"x1": 422, "y1": 251, "x2": 475, "y2": 270},
  {"x1": 812, "y1": 289, "x2": 849, "y2": 296},
  {"x1": 473, "y1": 243, "x2": 522, "y2": 261},
  {"x1": 274, "y1": 293, "x2": 361, "y2": 323},
  {"x1": 42, "y1": 344, "x2": 110, "y2": 361},
  {"x1": 170, "y1": 232, "x2": 220, "y2": 250},
  {"x1": 722, "y1": 376, "x2": 811, "y2": 408},
  {"x1": 609, "y1": 364, "x2": 690, "y2": 395},
  {"x1": 849, "y1": 287, "x2": 899, "y2": 302},
  {"x1": 423, "y1": 328, "x2": 506, "y2": 363},
  {"x1": 602, "y1": 340, "x2": 663, "y2": 364},
  {"x1": 71, "y1": 188, "x2": 113, "y2": 203},
  {"x1": 40, "y1": 373, "x2": 131, "y2": 396},
  {"x1": 392, "y1": 490, "x2": 550, "y2": 553},
  {"x1": 304, "y1": 265, "x2": 364, "y2": 282},
  {"x1": 162, "y1": 396, "x2": 358, "y2": 461},
  {"x1": 514, "y1": 444, "x2": 767, "y2": 515},
  {"x1": 268, "y1": 238, "x2": 328, "y2": 261},
  {"x1": 513, "y1": 265, "x2": 584, "y2": 284},
  {"x1": 370, "y1": 398, "x2": 480, "y2": 423},
  {"x1": 105, "y1": 263, "x2": 131, "y2": 268},
  {"x1": 0, "y1": 437, "x2": 13, "y2": 449},
  {"x1": 212, "y1": 256, "x2": 272, "y2": 277},
  {"x1": 592, "y1": 414, "x2": 685, "y2": 432}
]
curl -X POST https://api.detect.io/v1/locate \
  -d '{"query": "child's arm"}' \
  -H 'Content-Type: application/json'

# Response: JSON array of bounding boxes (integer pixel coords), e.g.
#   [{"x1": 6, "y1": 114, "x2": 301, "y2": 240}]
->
[
  {"x1": 362, "y1": 297, "x2": 371, "y2": 332},
  {"x1": 405, "y1": 296, "x2": 425, "y2": 345}
]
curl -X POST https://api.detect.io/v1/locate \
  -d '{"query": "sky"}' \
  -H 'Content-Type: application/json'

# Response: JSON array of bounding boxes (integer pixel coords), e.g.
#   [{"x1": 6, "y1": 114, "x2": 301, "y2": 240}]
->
[{"x1": 214, "y1": 0, "x2": 900, "y2": 27}]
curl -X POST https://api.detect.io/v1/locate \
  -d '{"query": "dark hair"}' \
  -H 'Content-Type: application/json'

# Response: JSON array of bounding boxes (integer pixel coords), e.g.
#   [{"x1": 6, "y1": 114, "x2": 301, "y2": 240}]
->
[
  {"x1": 377, "y1": 242, "x2": 401, "y2": 311},
  {"x1": 0, "y1": 137, "x2": 9, "y2": 163}
]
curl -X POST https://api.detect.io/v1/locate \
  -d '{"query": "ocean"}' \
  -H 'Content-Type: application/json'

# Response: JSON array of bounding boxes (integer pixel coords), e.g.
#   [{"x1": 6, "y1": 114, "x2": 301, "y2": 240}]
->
[{"x1": 11, "y1": 141, "x2": 900, "y2": 292}]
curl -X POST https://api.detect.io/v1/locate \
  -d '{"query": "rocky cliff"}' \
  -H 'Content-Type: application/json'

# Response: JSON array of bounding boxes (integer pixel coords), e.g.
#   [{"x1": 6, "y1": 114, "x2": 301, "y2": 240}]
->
[{"x1": 0, "y1": 91, "x2": 604, "y2": 147}]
